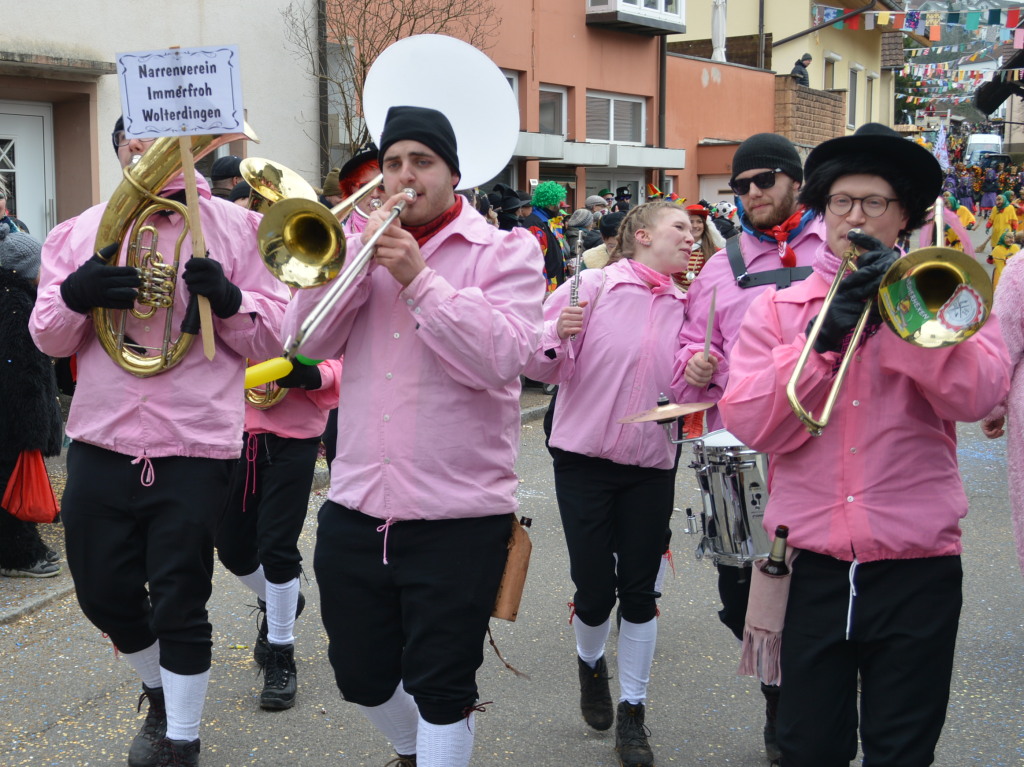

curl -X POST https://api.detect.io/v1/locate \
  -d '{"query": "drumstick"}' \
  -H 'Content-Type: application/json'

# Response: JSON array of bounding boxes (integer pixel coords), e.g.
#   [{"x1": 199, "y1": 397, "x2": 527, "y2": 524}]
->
[{"x1": 703, "y1": 286, "x2": 717, "y2": 362}]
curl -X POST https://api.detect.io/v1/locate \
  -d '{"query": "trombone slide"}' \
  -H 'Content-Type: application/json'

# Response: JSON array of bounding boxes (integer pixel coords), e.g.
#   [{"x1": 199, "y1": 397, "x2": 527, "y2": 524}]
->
[{"x1": 245, "y1": 192, "x2": 411, "y2": 389}]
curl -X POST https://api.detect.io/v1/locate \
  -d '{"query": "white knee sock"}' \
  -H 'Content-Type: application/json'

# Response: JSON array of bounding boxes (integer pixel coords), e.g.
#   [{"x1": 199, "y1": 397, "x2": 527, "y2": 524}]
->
[
  {"x1": 160, "y1": 668, "x2": 209, "y2": 742},
  {"x1": 122, "y1": 640, "x2": 162, "y2": 689},
  {"x1": 574, "y1": 617, "x2": 611, "y2": 667},
  {"x1": 618, "y1": 617, "x2": 658, "y2": 704},
  {"x1": 357, "y1": 683, "x2": 418, "y2": 757},
  {"x1": 265, "y1": 577, "x2": 300, "y2": 646},
  {"x1": 236, "y1": 565, "x2": 267, "y2": 602},
  {"x1": 416, "y1": 713, "x2": 475, "y2": 767}
]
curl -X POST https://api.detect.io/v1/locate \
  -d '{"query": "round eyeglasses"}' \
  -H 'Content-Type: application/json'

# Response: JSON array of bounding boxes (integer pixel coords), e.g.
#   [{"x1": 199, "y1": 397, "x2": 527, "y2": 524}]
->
[{"x1": 826, "y1": 194, "x2": 899, "y2": 218}]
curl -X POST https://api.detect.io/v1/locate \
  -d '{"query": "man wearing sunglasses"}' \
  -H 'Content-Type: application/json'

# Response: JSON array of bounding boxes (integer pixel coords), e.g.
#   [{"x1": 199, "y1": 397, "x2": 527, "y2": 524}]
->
[{"x1": 671, "y1": 132, "x2": 826, "y2": 762}]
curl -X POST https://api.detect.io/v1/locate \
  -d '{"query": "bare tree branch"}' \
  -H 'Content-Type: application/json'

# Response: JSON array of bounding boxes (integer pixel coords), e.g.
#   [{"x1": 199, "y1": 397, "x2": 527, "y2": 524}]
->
[{"x1": 282, "y1": 0, "x2": 501, "y2": 168}]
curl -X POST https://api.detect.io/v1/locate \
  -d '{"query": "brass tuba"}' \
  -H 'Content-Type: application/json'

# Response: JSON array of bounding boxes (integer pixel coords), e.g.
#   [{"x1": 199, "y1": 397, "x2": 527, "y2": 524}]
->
[{"x1": 92, "y1": 127, "x2": 258, "y2": 377}]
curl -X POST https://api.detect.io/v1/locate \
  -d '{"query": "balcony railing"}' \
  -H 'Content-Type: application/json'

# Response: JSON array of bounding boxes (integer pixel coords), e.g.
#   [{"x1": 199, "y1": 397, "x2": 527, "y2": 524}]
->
[{"x1": 585, "y1": 0, "x2": 686, "y2": 36}]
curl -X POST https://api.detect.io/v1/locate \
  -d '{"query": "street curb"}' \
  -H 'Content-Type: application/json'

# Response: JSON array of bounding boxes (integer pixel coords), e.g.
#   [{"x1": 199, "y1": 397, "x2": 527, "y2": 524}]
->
[
  {"x1": 0, "y1": 579, "x2": 76, "y2": 626},
  {"x1": 521, "y1": 403, "x2": 549, "y2": 424}
]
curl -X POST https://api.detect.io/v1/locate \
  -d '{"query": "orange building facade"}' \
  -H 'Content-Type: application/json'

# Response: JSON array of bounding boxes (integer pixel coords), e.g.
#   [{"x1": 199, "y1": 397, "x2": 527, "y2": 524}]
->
[{"x1": 329, "y1": 1, "x2": 777, "y2": 209}]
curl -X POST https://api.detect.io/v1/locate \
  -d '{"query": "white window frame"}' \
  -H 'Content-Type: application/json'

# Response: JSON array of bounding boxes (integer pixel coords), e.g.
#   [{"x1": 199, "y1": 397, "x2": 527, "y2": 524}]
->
[
  {"x1": 585, "y1": 91, "x2": 646, "y2": 146},
  {"x1": 586, "y1": 0, "x2": 683, "y2": 20},
  {"x1": 823, "y1": 50, "x2": 842, "y2": 91},
  {"x1": 848, "y1": 63, "x2": 864, "y2": 129},
  {"x1": 539, "y1": 84, "x2": 568, "y2": 137},
  {"x1": 501, "y1": 69, "x2": 520, "y2": 103},
  {"x1": 866, "y1": 72, "x2": 878, "y2": 123}
]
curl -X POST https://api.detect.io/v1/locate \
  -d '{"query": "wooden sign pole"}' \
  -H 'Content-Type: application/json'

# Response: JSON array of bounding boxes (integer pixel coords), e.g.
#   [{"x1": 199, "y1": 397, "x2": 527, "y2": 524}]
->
[{"x1": 178, "y1": 136, "x2": 216, "y2": 361}]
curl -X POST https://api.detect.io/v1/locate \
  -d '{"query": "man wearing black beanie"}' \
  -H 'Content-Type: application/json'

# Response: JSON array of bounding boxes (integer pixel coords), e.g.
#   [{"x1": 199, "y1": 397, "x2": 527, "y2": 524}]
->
[
  {"x1": 672, "y1": 131, "x2": 827, "y2": 762},
  {"x1": 283, "y1": 104, "x2": 546, "y2": 767}
]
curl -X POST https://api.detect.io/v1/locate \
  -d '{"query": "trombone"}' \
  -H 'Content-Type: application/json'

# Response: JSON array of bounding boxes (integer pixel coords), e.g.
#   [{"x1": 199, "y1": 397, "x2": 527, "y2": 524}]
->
[
  {"x1": 244, "y1": 186, "x2": 413, "y2": 389},
  {"x1": 787, "y1": 199, "x2": 993, "y2": 436},
  {"x1": 256, "y1": 173, "x2": 385, "y2": 289}
]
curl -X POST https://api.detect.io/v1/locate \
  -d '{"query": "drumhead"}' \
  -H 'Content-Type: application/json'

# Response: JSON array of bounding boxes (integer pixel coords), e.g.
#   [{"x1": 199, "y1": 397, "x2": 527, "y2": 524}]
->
[{"x1": 699, "y1": 429, "x2": 743, "y2": 448}]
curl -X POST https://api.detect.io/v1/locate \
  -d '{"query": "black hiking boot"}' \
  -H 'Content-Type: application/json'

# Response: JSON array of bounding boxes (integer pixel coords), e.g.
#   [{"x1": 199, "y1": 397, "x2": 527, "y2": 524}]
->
[
  {"x1": 128, "y1": 684, "x2": 166, "y2": 767},
  {"x1": 259, "y1": 642, "x2": 297, "y2": 710},
  {"x1": 577, "y1": 655, "x2": 614, "y2": 730},
  {"x1": 154, "y1": 737, "x2": 200, "y2": 767},
  {"x1": 614, "y1": 701, "x2": 654, "y2": 767}
]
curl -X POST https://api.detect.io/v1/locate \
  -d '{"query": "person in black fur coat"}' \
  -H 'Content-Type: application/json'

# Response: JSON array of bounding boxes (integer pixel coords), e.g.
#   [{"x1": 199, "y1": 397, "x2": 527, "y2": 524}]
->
[{"x1": 0, "y1": 227, "x2": 63, "y2": 577}]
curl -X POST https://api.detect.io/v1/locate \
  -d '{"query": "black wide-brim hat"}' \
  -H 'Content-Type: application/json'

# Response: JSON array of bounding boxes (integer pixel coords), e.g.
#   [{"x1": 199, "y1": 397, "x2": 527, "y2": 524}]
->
[{"x1": 804, "y1": 123, "x2": 943, "y2": 203}]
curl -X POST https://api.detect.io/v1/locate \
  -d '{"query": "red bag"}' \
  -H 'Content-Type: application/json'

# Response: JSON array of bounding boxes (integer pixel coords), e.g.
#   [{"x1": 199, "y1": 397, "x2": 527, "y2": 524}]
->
[{"x1": 1, "y1": 450, "x2": 59, "y2": 523}]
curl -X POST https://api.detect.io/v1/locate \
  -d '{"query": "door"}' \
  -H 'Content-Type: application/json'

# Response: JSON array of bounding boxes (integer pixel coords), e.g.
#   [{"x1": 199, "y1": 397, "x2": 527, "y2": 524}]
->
[{"x1": 0, "y1": 102, "x2": 56, "y2": 237}]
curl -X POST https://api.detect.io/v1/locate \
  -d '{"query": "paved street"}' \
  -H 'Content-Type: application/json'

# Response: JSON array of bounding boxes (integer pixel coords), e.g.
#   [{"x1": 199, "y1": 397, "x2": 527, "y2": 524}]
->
[
  {"x1": 0, "y1": 227, "x2": 1019, "y2": 767},
  {"x1": 1, "y1": 394, "x2": 1022, "y2": 766}
]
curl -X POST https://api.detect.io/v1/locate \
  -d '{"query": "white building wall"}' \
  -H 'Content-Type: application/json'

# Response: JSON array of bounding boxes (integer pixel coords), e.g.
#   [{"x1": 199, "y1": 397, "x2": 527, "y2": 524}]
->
[{"x1": 10, "y1": 0, "x2": 320, "y2": 196}]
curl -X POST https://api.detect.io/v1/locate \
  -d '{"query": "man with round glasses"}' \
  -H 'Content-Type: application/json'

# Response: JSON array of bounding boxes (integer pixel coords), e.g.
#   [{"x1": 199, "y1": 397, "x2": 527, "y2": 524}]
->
[
  {"x1": 719, "y1": 123, "x2": 1010, "y2": 767},
  {"x1": 673, "y1": 132, "x2": 826, "y2": 761}
]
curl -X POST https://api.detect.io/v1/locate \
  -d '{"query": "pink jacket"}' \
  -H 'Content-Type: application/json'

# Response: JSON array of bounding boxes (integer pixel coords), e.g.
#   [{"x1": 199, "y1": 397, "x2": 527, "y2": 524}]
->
[
  {"x1": 282, "y1": 202, "x2": 545, "y2": 522},
  {"x1": 30, "y1": 174, "x2": 290, "y2": 460},
  {"x1": 674, "y1": 217, "x2": 827, "y2": 431},
  {"x1": 244, "y1": 359, "x2": 342, "y2": 439},
  {"x1": 718, "y1": 254, "x2": 1011, "y2": 563},
  {"x1": 523, "y1": 259, "x2": 689, "y2": 470},
  {"x1": 983, "y1": 254, "x2": 1024, "y2": 576}
]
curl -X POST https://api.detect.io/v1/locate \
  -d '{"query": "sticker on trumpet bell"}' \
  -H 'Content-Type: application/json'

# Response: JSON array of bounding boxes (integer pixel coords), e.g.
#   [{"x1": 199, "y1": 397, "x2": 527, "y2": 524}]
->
[
  {"x1": 880, "y1": 275, "x2": 933, "y2": 339},
  {"x1": 937, "y1": 284, "x2": 985, "y2": 331}
]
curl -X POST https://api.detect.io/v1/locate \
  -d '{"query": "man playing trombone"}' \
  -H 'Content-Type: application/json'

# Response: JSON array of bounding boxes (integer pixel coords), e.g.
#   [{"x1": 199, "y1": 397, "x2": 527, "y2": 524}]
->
[
  {"x1": 282, "y1": 104, "x2": 545, "y2": 767},
  {"x1": 718, "y1": 123, "x2": 1011, "y2": 767}
]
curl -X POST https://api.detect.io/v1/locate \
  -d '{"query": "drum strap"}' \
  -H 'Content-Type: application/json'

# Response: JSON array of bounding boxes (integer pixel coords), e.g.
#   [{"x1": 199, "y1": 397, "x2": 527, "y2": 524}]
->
[{"x1": 726, "y1": 235, "x2": 812, "y2": 289}]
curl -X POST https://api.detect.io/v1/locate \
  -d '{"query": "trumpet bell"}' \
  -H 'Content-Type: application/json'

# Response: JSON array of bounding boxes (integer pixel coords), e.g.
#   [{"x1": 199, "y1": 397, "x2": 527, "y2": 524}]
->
[
  {"x1": 240, "y1": 157, "x2": 318, "y2": 213},
  {"x1": 257, "y1": 197, "x2": 345, "y2": 289},
  {"x1": 878, "y1": 246, "x2": 992, "y2": 348}
]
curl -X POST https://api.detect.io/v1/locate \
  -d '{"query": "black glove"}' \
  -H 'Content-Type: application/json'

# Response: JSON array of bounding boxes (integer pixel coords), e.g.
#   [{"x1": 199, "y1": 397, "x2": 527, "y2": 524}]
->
[
  {"x1": 276, "y1": 360, "x2": 322, "y2": 390},
  {"x1": 809, "y1": 232, "x2": 899, "y2": 354},
  {"x1": 59, "y1": 246, "x2": 141, "y2": 314},
  {"x1": 182, "y1": 255, "x2": 242, "y2": 319}
]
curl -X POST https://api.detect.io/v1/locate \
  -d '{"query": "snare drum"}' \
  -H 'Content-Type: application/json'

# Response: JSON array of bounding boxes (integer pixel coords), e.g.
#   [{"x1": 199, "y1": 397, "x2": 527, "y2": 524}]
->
[{"x1": 688, "y1": 429, "x2": 770, "y2": 567}]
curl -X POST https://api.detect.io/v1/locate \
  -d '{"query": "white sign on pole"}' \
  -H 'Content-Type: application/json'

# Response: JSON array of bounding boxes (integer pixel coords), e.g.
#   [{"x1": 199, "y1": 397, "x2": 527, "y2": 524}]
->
[{"x1": 116, "y1": 46, "x2": 244, "y2": 138}]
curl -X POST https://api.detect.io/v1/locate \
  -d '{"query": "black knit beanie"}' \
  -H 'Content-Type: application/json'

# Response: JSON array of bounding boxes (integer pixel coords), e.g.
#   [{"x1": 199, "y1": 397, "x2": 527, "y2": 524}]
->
[
  {"x1": 378, "y1": 106, "x2": 460, "y2": 178},
  {"x1": 730, "y1": 133, "x2": 803, "y2": 185}
]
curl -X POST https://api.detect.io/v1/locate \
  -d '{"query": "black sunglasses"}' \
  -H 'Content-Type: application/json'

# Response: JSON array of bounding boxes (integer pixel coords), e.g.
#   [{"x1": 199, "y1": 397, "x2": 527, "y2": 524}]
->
[{"x1": 730, "y1": 168, "x2": 781, "y2": 196}]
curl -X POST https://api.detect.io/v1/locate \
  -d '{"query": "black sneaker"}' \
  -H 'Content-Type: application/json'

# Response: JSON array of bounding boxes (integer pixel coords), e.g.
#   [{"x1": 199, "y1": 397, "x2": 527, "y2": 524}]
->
[
  {"x1": 253, "y1": 592, "x2": 305, "y2": 666},
  {"x1": 260, "y1": 642, "x2": 297, "y2": 710},
  {"x1": 128, "y1": 685, "x2": 166, "y2": 767},
  {"x1": 577, "y1": 655, "x2": 613, "y2": 731},
  {"x1": 383, "y1": 756, "x2": 417, "y2": 766},
  {"x1": 615, "y1": 701, "x2": 654, "y2": 767},
  {"x1": 761, "y1": 682, "x2": 781, "y2": 762},
  {"x1": 154, "y1": 737, "x2": 200, "y2": 767}
]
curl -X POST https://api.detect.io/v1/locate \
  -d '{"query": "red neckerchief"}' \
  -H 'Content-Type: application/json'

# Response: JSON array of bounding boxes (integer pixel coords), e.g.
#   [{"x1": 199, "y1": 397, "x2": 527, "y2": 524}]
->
[
  {"x1": 761, "y1": 206, "x2": 806, "y2": 267},
  {"x1": 404, "y1": 196, "x2": 463, "y2": 247}
]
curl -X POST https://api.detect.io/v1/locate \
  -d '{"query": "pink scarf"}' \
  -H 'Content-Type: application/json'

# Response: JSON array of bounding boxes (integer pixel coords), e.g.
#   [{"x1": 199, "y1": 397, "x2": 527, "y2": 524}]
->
[{"x1": 629, "y1": 259, "x2": 677, "y2": 295}]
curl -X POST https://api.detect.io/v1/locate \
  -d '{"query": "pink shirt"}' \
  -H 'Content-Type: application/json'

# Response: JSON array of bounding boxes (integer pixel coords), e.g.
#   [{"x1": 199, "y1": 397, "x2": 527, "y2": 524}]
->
[
  {"x1": 718, "y1": 252, "x2": 1011, "y2": 563},
  {"x1": 523, "y1": 259, "x2": 689, "y2": 470},
  {"x1": 244, "y1": 359, "x2": 342, "y2": 439},
  {"x1": 282, "y1": 202, "x2": 545, "y2": 522},
  {"x1": 674, "y1": 218, "x2": 827, "y2": 431},
  {"x1": 30, "y1": 173, "x2": 290, "y2": 460}
]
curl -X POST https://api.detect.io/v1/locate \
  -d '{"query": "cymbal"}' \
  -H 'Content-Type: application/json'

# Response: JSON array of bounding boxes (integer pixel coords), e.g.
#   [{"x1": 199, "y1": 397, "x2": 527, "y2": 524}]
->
[{"x1": 618, "y1": 402, "x2": 714, "y2": 424}]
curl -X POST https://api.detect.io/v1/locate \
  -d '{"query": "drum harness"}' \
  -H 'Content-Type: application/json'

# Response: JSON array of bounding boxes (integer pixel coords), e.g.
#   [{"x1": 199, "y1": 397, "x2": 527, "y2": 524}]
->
[{"x1": 725, "y1": 234, "x2": 812, "y2": 289}]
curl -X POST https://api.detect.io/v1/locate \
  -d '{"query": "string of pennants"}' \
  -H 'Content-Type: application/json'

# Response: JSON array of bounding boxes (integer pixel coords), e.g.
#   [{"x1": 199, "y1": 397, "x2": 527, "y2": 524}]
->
[{"x1": 811, "y1": 5, "x2": 1024, "y2": 42}]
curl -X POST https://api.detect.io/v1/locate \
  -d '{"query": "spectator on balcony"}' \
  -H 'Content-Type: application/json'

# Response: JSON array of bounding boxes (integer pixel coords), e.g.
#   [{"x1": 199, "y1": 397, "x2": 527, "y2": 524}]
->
[{"x1": 790, "y1": 53, "x2": 812, "y2": 88}]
